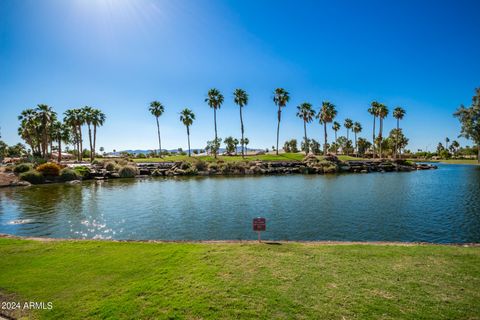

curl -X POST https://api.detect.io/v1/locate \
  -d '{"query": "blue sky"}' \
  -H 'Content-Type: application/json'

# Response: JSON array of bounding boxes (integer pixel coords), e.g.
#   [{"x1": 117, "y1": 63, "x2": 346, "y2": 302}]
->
[{"x1": 1, "y1": 0, "x2": 479, "y2": 152}]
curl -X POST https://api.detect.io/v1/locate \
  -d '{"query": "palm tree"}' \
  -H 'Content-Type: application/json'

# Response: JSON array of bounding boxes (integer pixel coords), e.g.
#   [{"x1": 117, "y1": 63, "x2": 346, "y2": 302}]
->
[
  {"x1": 82, "y1": 106, "x2": 95, "y2": 162},
  {"x1": 63, "y1": 108, "x2": 85, "y2": 161},
  {"x1": 91, "y1": 108, "x2": 106, "y2": 161},
  {"x1": 233, "y1": 89, "x2": 249, "y2": 158},
  {"x1": 377, "y1": 103, "x2": 389, "y2": 158},
  {"x1": 451, "y1": 140, "x2": 460, "y2": 157},
  {"x1": 179, "y1": 108, "x2": 195, "y2": 157},
  {"x1": 36, "y1": 104, "x2": 56, "y2": 158},
  {"x1": 273, "y1": 88, "x2": 290, "y2": 155},
  {"x1": 242, "y1": 137, "x2": 249, "y2": 154},
  {"x1": 149, "y1": 101, "x2": 165, "y2": 157},
  {"x1": 352, "y1": 122, "x2": 362, "y2": 156},
  {"x1": 296, "y1": 102, "x2": 315, "y2": 154},
  {"x1": 317, "y1": 102, "x2": 337, "y2": 155},
  {"x1": 18, "y1": 108, "x2": 41, "y2": 155},
  {"x1": 344, "y1": 118, "x2": 353, "y2": 142},
  {"x1": 205, "y1": 88, "x2": 224, "y2": 158},
  {"x1": 393, "y1": 107, "x2": 406, "y2": 159},
  {"x1": 332, "y1": 121, "x2": 341, "y2": 154},
  {"x1": 51, "y1": 121, "x2": 71, "y2": 162},
  {"x1": 368, "y1": 101, "x2": 380, "y2": 158},
  {"x1": 445, "y1": 137, "x2": 450, "y2": 151}
]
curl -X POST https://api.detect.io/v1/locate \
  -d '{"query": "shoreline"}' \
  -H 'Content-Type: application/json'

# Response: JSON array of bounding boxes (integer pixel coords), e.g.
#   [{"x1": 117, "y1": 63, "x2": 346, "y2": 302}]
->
[{"x1": 1, "y1": 233, "x2": 478, "y2": 247}]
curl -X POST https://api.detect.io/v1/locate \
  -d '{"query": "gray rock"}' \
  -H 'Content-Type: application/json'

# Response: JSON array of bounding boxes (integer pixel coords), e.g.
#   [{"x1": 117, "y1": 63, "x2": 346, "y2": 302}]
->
[{"x1": 67, "y1": 180, "x2": 81, "y2": 185}]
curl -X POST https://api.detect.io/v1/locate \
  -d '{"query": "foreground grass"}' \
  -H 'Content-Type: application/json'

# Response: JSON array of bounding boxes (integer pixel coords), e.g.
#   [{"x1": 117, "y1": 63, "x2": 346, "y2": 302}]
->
[
  {"x1": 439, "y1": 159, "x2": 479, "y2": 165},
  {"x1": 131, "y1": 153, "x2": 365, "y2": 163},
  {"x1": 0, "y1": 239, "x2": 479, "y2": 319}
]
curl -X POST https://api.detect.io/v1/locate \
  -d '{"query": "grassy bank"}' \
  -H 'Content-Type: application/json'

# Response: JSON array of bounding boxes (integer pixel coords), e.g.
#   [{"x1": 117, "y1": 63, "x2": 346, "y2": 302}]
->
[
  {"x1": 131, "y1": 153, "x2": 363, "y2": 163},
  {"x1": 0, "y1": 238, "x2": 479, "y2": 319}
]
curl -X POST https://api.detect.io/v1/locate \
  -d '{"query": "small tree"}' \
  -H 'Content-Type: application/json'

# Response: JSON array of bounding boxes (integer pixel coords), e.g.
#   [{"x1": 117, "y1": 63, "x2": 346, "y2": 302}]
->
[{"x1": 454, "y1": 88, "x2": 480, "y2": 163}]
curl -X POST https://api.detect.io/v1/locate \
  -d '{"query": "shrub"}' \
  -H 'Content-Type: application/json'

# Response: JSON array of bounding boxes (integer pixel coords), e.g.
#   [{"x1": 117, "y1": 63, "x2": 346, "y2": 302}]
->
[
  {"x1": 36, "y1": 162, "x2": 61, "y2": 177},
  {"x1": 92, "y1": 159, "x2": 104, "y2": 165},
  {"x1": 179, "y1": 161, "x2": 191, "y2": 170},
  {"x1": 59, "y1": 168, "x2": 80, "y2": 182},
  {"x1": 19, "y1": 170, "x2": 45, "y2": 184},
  {"x1": 193, "y1": 160, "x2": 207, "y2": 171},
  {"x1": 104, "y1": 161, "x2": 116, "y2": 171},
  {"x1": 184, "y1": 167, "x2": 198, "y2": 175},
  {"x1": 118, "y1": 165, "x2": 138, "y2": 178},
  {"x1": 4, "y1": 165, "x2": 14, "y2": 172},
  {"x1": 207, "y1": 163, "x2": 218, "y2": 171},
  {"x1": 14, "y1": 163, "x2": 33, "y2": 174},
  {"x1": 73, "y1": 166, "x2": 91, "y2": 179}
]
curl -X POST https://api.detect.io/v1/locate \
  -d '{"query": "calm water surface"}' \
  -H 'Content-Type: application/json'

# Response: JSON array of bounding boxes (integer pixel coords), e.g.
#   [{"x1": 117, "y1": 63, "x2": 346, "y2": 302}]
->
[{"x1": 1, "y1": 164, "x2": 479, "y2": 243}]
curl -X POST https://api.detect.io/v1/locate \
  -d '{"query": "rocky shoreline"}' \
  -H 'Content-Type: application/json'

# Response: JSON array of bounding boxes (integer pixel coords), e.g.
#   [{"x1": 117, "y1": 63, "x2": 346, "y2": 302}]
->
[
  {"x1": 86, "y1": 155, "x2": 437, "y2": 179},
  {"x1": 0, "y1": 156, "x2": 438, "y2": 187}
]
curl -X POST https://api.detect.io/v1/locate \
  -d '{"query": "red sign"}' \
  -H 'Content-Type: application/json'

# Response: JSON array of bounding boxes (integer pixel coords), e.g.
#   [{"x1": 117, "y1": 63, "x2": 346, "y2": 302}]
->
[{"x1": 253, "y1": 218, "x2": 266, "y2": 231}]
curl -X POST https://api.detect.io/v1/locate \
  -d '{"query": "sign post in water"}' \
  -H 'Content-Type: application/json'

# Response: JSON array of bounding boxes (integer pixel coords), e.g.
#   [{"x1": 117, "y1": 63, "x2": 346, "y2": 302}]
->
[{"x1": 252, "y1": 217, "x2": 266, "y2": 242}]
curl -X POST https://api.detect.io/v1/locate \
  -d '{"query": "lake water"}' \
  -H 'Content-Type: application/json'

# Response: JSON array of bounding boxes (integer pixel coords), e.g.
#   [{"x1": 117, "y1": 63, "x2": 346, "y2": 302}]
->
[{"x1": 1, "y1": 164, "x2": 479, "y2": 243}]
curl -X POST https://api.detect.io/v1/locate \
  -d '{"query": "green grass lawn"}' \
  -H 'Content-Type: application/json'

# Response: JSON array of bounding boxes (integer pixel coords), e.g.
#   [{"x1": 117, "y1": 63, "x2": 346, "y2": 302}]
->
[
  {"x1": 0, "y1": 238, "x2": 479, "y2": 319},
  {"x1": 131, "y1": 153, "x2": 365, "y2": 163},
  {"x1": 439, "y1": 159, "x2": 479, "y2": 165}
]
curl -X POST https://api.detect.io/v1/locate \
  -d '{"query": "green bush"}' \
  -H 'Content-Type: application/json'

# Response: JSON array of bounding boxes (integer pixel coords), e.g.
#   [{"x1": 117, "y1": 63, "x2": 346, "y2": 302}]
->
[
  {"x1": 14, "y1": 163, "x2": 33, "y2": 174},
  {"x1": 118, "y1": 165, "x2": 138, "y2": 178},
  {"x1": 104, "y1": 161, "x2": 116, "y2": 171},
  {"x1": 193, "y1": 160, "x2": 207, "y2": 171},
  {"x1": 4, "y1": 165, "x2": 14, "y2": 173},
  {"x1": 19, "y1": 170, "x2": 45, "y2": 184},
  {"x1": 36, "y1": 162, "x2": 61, "y2": 177},
  {"x1": 59, "y1": 168, "x2": 80, "y2": 182},
  {"x1": 179, "y1": 161, "x2": 191, "y2": 170},
  {"x1": 73, "y1": 166, "x2": 91, "y2": 179}
]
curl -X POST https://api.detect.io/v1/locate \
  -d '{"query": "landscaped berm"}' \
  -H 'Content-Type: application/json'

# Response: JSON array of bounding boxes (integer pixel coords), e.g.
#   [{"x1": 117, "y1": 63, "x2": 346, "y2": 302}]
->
[{"x1": 0, "y1": 237, "x2": 479, "y2": 319}]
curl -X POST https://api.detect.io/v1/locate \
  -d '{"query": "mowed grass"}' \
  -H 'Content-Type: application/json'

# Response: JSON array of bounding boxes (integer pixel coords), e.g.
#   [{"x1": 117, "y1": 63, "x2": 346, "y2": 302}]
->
[
  {"x1": 0, "y1": 239, "x2": 479, "y2": 319},
  {"x1": 131, "y1": 153, "x2": 365, "y2": 163},
  {"x1": 439, "y1": 159, "x2": 479, "y2": 165}
]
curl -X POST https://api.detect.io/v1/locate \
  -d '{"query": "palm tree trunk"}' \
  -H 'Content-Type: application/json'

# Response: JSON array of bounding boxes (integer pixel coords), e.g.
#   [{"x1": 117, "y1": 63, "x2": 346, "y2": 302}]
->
[
  {"x1": 323, "y1": 123, "x2": 327, "y2": 156},
  {"x1": 58, "y1": 138, "x2": 62, "y2": 163},
  {"x1": 88, "y1": 124, "x2": 93, "y2": 162},
  {"x1": 355, "y1": 132, "x2": 358, "y2": 157},
  {"x1": 335, "y1": 131, "x2": 338, "y2": 154},
  {"x1": 379, "y1": 118, "x2": 383, "y2": 159},
  {"x1": 276, "y1": 107, "x2": 281, "y2": 155},
  {"x1": 214, "y1": 108, "x2": 218, "y2": 159},
  {"x1": 346, "y1": 129, "x2": 350, "y2": 156},
  {"x1": 187, "y1": 126, "x2": 191, "y2": 157},
  {"x1": 372, "y1": 116, "x2": 376, "y2": 159},
  {"x1": 93, "y1": 125, "x2": 97, "y2": 160},
  {"x1": 240, "y1": 107, "x2": 245, "y2": 158},
  {"x1": 395, "y1": 118, "x2": 399, "y2": 159},
  {"x1": 156, "y1": 117, "x2": 162, "y2": 158},
  {"x1": 79, "y1": 125, "x2": 83, "y2": 161},
  {"x1": 303, "y1": 120, "x2": 309, "y2": 154}
]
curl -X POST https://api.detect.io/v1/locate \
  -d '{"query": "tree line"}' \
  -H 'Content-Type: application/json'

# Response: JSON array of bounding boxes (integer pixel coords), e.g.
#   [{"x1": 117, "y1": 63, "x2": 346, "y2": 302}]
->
[{"x1": 149, "y1": 88, "x2": 408, "y2": 159}]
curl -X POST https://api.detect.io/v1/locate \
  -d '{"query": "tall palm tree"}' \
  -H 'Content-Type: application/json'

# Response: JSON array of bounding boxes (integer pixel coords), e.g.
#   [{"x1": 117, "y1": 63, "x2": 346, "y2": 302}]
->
[
  {"x1": 82, "y1": 106, "x2": 95, "y2": 162},
  {"x1": 91, "y1": 108, "x2": 106, "y2": 161},
  {"x1": 180, "y1": 108, "x2": 195, "y2": 157},
  {"x1": 296, "y1": 102, "x2": 315, "y2": 154},
  {"x1": 377, "y1": 103, "x2": 389, "y2": 158},
  {"x1": 149, "y1": 101, "x2": 165, "y2": 157},
  {"x1": 205, "y1": 88, "x2": 224, "y2": 158},
  {"x1": 233, "y1": 89, "x2": 248, "y2": 158},
  {"x1": 317, "y1": 102, "x2": 337, "y2": 155},
  {"x1": 36, "y1": 104, "x2": 56, "y2": 158},
  {"x1": 332, "y1": 121, "x2": 341, "y2": 154},
  {"x1": 368, "y1": 101, "x2": 380, "y2": 159},
  {"x1": 344, "y1": 118, "x2": 353, "y2": 141},
  {"x1": 392, "y1": 107, "x2": 406, "y2": 159},
  {"x1": 445, "y1": 137, "x2": 450, "y2": 151},
  {"x1": 242, "y1": 137, "x2": 249, "y2": 154},
  {"x1": 51, "y1": 121, "x2": 71, "y2": 162},
  {"x1": 273, "y1": 88, "x2": 290, "y2": 155},
  {"x1": 18, "y1": 108, "x2": 41, "y2": 155},
  {"x1": 63, "y1": 109, "x2": 84, "y2": 161},
  {"x1": 352, "y1": 121, "x2": 362, "y2": 156}
]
